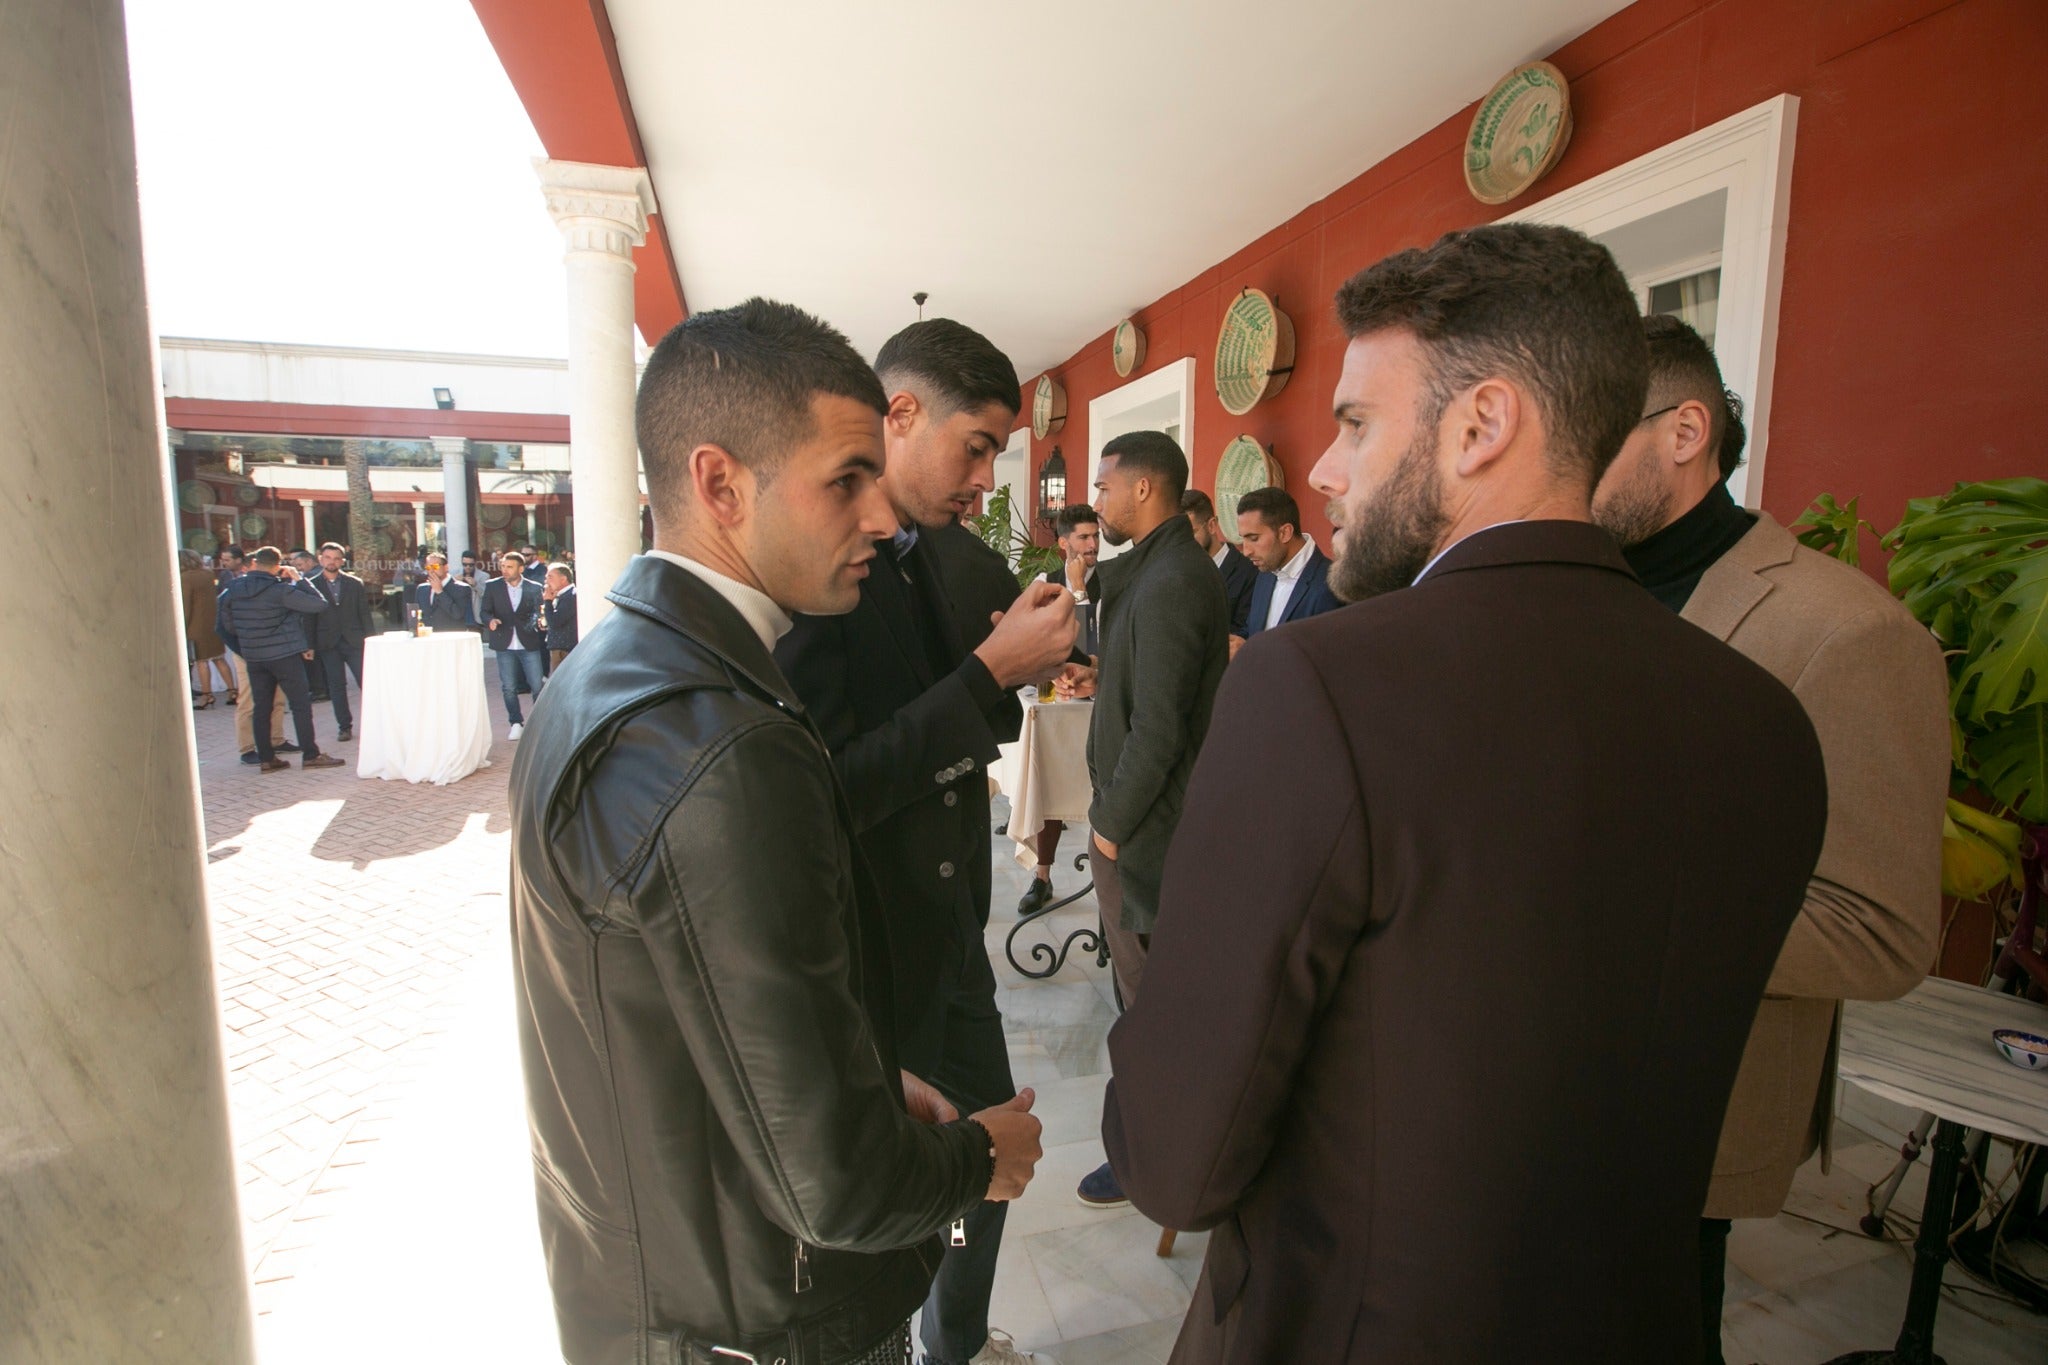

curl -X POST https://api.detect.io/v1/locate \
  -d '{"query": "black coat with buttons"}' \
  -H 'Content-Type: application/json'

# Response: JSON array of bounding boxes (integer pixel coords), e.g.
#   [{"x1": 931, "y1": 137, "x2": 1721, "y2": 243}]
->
[{"x1": 776, "y1": 530, "x2": 1023, "y2": 1077}]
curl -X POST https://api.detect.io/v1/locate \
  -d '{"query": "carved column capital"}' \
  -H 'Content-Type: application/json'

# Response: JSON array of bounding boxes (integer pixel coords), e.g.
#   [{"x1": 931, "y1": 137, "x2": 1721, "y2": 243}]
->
[{"x1": 534, "y1": 159, "x2": 656, "y2": 261}]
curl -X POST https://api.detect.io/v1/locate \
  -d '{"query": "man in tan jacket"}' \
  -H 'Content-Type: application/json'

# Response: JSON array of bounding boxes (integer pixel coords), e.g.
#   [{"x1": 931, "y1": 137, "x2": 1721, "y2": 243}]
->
[{"x1": 1594, "y1": 315, "x2": 1949, "y2": 1364}]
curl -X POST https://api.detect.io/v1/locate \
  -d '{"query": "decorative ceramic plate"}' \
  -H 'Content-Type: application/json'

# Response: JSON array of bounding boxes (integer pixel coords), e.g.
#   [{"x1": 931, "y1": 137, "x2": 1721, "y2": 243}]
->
[
  {"x1": 1464, "y1": 61, "x2": 1573, "y2": 205},
  {"x1": 1032, "y1": 374, "x2": 1067, "y2": 440},
  {"x1": 1215, "y1": 435, "x2": 1283, "y2": 543},
  {"x1": 1214, "y1": 289, "x2": 1295, "y2": 416},
  {"x1": 1112, "y1": 319, "x2": 1147, "y2": 378}
]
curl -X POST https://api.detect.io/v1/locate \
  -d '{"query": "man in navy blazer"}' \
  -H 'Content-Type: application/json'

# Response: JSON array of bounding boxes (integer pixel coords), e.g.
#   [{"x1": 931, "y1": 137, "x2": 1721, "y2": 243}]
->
[
  {"x1": 415, "y1": 553, "x2": 476, "y2": 631},
  {"x1": 1237, "y1": 486, "x2": 1342, "y2": 648},
  {"x1": 481, "y1": 550, "x2": 547, "y2": 738},
  {"x1": 1180, "y1": 490, "x2": 1258, "y2": 636}
]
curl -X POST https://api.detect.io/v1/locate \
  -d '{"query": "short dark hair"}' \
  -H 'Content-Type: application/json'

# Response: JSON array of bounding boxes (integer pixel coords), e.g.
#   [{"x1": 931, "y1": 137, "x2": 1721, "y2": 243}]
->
[
  {"x1": 874, "y1": 319, "x2": 1021, "y2": 420},
  {"x1": 220, "y1": 545, "x2": 246, "y2": 563},
  {"x1": 1334, "y1": 222, "x2": 1648, "y2": 487},
  {"x1": 547, "y1": 563, "x2": 573, "y2": 582},
  {"x1": 1234, "y1": 485, "x2": 1300, "y2": 535},
  {"x1": 499, "y1": 550, "x2": 525, "y2": 566},
  {"x1": 252, "y1": 547, "x2": 282, "y2": 567},
  {"x1": 318, "y1": 541, "x2": 345, "y2": 556},
  {"x1": 637, "y1": 298, "x2": 887, "y2": 523},
  {"x1": 1179, "y1": 489, "x2": 1217, "y2": 521},
  {"x1": 288, "y1": 546, "x2": 310, "y2": 559},
  {"x1": 1099, "y1": 430, "x2": 1188, "y2": 502},
  {"x1": 1642, "y1": 314, "x2": 1746, "y2": 479},
  {"x1": 1054, "y1": 504, "x2": 1099, "y2": 537}
]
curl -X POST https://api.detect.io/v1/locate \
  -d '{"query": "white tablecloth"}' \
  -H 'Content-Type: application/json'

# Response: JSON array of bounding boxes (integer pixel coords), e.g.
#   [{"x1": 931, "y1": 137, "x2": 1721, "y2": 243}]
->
[
  {"x1": 355, "y1": 632, "x2": 494, "y2": 786},
  {"x1": 991, "y1": 696, "x2": 1094, "y2": 870},
  {"x1": 1839, "y1": 976, "x2": 2048, "y2": 1146}
]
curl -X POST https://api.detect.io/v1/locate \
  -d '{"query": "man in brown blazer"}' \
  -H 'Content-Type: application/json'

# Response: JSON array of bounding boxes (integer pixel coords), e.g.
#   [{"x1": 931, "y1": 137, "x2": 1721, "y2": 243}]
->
[
  {"x1": 1102, "y1": 224, "x2": 1829, "y2": 1365},
  {"x1": 1594, "y1": 315, "x2": 1948, "y2": 1363}
]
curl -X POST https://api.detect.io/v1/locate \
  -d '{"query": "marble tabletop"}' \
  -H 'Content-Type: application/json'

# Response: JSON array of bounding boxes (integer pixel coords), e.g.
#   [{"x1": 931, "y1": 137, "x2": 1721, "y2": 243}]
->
[{"x1": 1838, "y1": 976, "x2": 2048, "y2": 1145}]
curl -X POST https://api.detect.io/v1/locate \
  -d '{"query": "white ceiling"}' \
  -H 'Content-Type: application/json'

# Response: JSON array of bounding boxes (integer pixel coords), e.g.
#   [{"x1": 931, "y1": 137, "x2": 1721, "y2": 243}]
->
[{"x1": 608, "y1": 0, "x2": 1629, "y2": 378}]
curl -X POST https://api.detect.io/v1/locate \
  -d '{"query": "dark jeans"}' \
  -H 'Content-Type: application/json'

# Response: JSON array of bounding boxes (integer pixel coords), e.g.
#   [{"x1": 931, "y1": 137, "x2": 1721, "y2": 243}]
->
[
  {"x1": 1698, "y1": 1216, "x2": 1730, "y2": 1365},
  {"x1": 908, "y1": 939, "x2": 1014, "y2": 1365},
  {"x1": 245, "y1": 655, "x2": 318, "y2": 763},
  {"x1": 316, "y1": 638, "x2": 364, "y2": 730},
  {"x1": 495, "y1": 647, "x2": 546, "y2": 724}
]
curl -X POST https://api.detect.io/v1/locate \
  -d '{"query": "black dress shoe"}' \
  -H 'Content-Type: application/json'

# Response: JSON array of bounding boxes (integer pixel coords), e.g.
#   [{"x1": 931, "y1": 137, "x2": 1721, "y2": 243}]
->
[
  {"x1": 1016, "y1": 878, "x2": 1054, "y2": 915},
  {"x1": 336, "y1": 729, "x2": 353, "y2": 742},
  {"x1": 240, "y1": 751, "x2": 260, "y2": 765},
  {"x1": 275, "y1": 742, "x2": 302, "y2": 754}
]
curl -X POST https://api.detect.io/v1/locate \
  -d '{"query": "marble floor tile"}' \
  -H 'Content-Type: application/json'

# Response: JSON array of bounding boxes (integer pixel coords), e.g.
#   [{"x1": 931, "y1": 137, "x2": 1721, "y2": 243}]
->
[
  {"x1": 1045, "y1": 1316, "x2": 1184, "y2": 1365},
  {"x1": 1723, "y1": 1247, "x2": 2048, "y2": 1365},
  {"x1": 1725, "y1": 1205, "x2": 1895, "y2": 1296},
  {"x1": 1004, "y1": 1137, "x2": 1121, "y2": 1240},
  {"x1": 1025, "y1": 1212, "x2": 1203, "y2": 1343}
]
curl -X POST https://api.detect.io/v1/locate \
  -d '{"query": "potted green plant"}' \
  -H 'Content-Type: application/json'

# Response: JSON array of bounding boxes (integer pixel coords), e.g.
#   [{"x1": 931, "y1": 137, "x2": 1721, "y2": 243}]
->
[
  {"x1": 966, "y1": 485, "x2": 1064, "y2": 587},
  {"x1": 1794, "y1": 478, "x2": 2046, "y2": 990}
]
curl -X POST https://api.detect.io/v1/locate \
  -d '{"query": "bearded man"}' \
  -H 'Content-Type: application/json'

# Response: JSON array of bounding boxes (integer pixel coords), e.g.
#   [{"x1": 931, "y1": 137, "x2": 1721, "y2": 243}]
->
[{"x1": 1101, "y1": 223, "x2": 1830, "y2": 1364}]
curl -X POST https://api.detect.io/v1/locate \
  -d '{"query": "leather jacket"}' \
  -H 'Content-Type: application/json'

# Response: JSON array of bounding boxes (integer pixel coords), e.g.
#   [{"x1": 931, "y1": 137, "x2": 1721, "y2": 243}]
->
[{"x1": 509, "y1": 555, "x2": 992, "y2": 1365}]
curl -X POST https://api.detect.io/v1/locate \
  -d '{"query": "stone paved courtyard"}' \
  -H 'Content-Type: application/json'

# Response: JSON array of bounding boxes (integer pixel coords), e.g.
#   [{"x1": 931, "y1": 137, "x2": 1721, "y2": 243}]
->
[{"x1": 191, "y1": 651, "x2": 2048, "y2": 1364}]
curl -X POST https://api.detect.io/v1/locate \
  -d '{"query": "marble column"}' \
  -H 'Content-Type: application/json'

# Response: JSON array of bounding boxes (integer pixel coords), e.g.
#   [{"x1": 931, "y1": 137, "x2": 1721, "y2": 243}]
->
[
  {"x1": 0, "y1": 2, "x2": 255, "y2": 1359},
  {"x1": 524, "y1": 502, "x2": 538, "y2": 542},
  {"x1": 536, "y1": 159, "x2": 656, "y2": 630},
  {"x1": 299, "y1": 497, "x2": 317, "y2": 548},
  {"x1": 431, "y1": 435, "x2": 470, "y2": 564},
  {"x1": 412, "y1": 500, "x2": 428, "y2": 548}
]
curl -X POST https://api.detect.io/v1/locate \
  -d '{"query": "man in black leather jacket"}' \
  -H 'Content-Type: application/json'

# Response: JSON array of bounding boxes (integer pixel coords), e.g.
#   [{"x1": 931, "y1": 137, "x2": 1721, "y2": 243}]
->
[{"x1": 510, "y1": 299, "x2": 1043, "y2": 1365}]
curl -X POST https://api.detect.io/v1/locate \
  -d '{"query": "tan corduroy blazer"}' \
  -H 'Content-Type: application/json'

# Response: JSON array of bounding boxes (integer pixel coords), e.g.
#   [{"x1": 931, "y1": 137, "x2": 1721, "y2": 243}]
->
[{"x1": 1683, "y1": 513, "x2": 1948, "y2": 1218}]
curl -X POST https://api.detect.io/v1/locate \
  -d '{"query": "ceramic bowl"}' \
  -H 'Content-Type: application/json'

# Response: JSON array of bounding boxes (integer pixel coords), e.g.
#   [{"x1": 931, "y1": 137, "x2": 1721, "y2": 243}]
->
[{"x1": 1991, "y1": 1028, "x2": 2048, "y2": 1071}]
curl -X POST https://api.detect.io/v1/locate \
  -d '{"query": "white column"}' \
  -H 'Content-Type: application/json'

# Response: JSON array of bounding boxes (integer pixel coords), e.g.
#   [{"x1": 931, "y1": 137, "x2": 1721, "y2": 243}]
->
[
  {"x1": 536, "y1": 159, "x2": 656, "y2": 630},
  {"x1": 299, "y1": 497, "x2": 316, "y2": 548},
  {"x1": 1, "y1": 2, "x2": 254, "y2": 1357},
  {"x1": 412, "y1": 500, "x2": 428, "y2": 548},
  {"x1": 431, "y1": 435, "x2": 470, "y2": 563},
  {"x1": 523, "y1": 502, "x2": 538, "y2": 541}
]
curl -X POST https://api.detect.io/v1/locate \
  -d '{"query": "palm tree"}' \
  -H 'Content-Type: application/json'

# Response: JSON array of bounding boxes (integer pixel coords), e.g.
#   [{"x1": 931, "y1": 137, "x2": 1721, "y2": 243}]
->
[{"x1": 341, "y1": 436, "x2": 383, "y2": 590}]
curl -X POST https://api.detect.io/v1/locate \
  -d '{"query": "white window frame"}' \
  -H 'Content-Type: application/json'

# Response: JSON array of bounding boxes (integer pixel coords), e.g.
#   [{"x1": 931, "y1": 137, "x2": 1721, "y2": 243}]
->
[
  {"x1": 1504, "y1": 94, "x2": 1799, "y2": 507},
  {"x1": 1085, "y1": 357, "x2": 1197, "y2": 558}
]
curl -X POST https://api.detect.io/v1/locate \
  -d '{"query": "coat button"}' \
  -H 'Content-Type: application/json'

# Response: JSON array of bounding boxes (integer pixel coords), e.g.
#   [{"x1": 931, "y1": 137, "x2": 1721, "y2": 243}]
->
[
  {"x1": 935, "y1": 770, "x2": 949, "y2": 784},
  {"x1": 943, "y1": 791, "x2": 958, "y2": 807},
  {"x1": 939, "y1": 862, "x2": 955, "y2": 878}
]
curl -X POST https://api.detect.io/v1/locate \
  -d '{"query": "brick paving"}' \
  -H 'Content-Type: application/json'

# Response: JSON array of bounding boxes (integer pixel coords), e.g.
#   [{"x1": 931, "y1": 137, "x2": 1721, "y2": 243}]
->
[{"x1": 192, "y1": 650, "x2": 519, "y2": 1321}]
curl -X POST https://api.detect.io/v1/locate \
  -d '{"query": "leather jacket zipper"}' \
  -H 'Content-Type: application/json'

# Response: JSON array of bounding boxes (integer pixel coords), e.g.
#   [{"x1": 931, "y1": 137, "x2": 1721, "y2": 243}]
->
[
  {"x1": 792, "y1": 1238, "x2": 813, "y2": 1293},
  {"x1": 949, "y1": 1219, "x2": 967, "y2": 1247}
]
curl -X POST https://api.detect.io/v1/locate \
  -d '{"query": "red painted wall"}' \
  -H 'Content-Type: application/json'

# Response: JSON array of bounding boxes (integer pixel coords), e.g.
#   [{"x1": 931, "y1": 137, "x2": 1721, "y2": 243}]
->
[{"x1": 1019, "y1": 0, "x2": 2047, "y2": 557}]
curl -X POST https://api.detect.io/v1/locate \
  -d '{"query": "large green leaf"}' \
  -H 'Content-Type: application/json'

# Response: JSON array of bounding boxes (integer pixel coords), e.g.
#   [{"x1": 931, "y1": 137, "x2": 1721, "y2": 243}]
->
[
  {"x1": 1886, "y1": 478, "x2": 2048, "y2": 623},
  {"x1": 1792, "y1": 493, "x2": 1867, "y2": 566},
  {"x1": 1953, "y1": 548, "x2": 2048, "y2": 722},
  {"x1": 1970, "y1": 704, "x2": 2048, "y2": 823}
]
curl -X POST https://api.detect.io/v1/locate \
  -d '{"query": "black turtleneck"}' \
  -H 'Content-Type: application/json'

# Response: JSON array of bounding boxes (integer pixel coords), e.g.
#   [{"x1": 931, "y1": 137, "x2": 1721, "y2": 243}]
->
[{"x1": 1622, "y1": 482, "x2": 1756, "y2": 613}]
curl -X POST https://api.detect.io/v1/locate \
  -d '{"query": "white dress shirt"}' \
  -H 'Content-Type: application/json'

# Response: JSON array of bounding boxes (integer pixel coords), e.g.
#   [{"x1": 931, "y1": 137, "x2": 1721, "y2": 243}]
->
[
  {"x1": 1264, "y1": 537, "x2": 1318, "y2": 631},
  {"x1": 645, "y1": 549, "x2": 793, "y2": 655},
  {"x1": 1211, "y1": 542, "x2": 1229, "y2": 569}
]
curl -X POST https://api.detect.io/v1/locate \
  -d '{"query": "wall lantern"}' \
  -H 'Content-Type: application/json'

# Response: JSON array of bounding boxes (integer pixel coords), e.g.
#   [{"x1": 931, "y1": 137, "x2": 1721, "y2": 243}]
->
[
  {"x1": 433, "y1": 387, "x2": 456, "y2": 410},
  {"x1": 1037, "y1": 447, "x2": 1067, "y2": 519}
]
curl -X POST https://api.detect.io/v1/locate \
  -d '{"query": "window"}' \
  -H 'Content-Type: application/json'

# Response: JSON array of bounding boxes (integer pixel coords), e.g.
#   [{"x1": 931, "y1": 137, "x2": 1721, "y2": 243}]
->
[{"x1": 1647, "y1": 267, "x2": 1721, "y2": 351}]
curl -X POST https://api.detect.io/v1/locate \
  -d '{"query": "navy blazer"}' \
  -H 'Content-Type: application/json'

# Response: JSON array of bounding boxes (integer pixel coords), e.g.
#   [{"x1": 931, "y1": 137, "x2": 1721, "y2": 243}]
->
[
  {"x1": 415, "y1": 578, "x2": 476, "y2": 632},
  {"x1": 1243, "y1": 543, "x2": 1343, "y2": 637},
  {"x1": 480, "y1": 575, "x2": 547, "y2": 652},
  {"x1": 1216, "y1": 542, "x2": 1259, "y2": 636}
]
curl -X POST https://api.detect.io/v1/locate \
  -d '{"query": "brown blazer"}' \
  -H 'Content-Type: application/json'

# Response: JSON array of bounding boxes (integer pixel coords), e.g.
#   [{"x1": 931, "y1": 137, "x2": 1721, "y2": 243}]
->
[
  {"x1": 1683, "y1": 514, "x2": 1947, "y2": 1218},
  {"x1": 181, "y1": 566, "x2": 224, "y2": 660},
  {"x1": 1103, "y1": 522, "x2": 1827, "y2": 1365}
]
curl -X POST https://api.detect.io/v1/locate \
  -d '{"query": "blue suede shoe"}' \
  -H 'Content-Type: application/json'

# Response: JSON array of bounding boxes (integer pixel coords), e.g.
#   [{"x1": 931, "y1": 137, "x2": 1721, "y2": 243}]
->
[{"x1": 1075, "y1": 1161, "x2": 1128, "y2": 1209}]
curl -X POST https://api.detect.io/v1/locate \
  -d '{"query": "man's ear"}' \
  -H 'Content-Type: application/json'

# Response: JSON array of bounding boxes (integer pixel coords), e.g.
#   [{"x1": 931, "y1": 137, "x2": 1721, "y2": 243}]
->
[
  {"x1": 1668, "y1": 398, "x2": 1716, "y2": 470},
  {"x1": 885, "y1": 389, "x2": 921, "y2": 436},
  {"x1": 689, "y1": 444, "x2": 755, "y2": 529},
  {"x1": 1451, "y1": 378, "x2": 1523, "y2": 478}
]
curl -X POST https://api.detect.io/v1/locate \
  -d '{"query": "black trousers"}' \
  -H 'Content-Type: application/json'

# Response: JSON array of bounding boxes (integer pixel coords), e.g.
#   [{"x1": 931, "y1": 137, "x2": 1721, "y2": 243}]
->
[
  {"x1": 245, "y1": 655, "x2": 318, "y2": 763},
  {"x1": 316, "y1": 638, "x2": 365, "y2": 730},
  {"x1": 904, "y1": 934, "x2": 1014, "y2": 1365},
  {"x1": 1698, "y1": 1216, "x2": 1731, "y2": 1365}
]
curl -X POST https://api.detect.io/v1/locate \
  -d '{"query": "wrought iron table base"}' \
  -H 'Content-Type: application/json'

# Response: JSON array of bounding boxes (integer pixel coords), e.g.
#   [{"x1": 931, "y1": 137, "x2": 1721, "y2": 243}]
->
[
  {"x1": 1823, "y1": 1117, "x2": 1968, "y2": 1365},
  {"x1": 1003, "y1": 852, "x2": 1104, "y2": 980}
]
